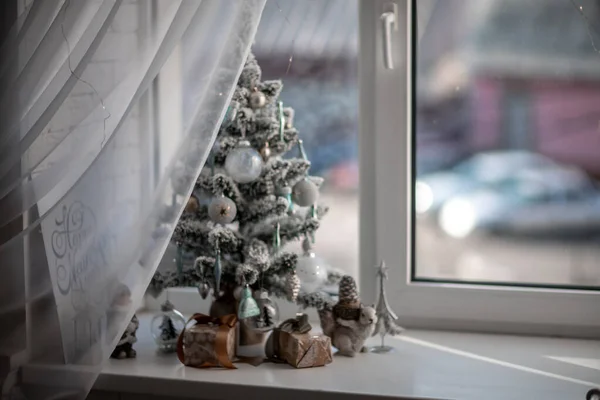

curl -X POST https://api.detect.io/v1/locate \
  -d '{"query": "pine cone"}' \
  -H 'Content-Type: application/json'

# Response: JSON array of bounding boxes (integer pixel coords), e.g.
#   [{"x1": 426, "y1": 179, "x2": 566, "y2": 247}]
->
[
  {"x1": 338, "y1": 275, "x2": 359, "y2": 304},
  {"x1": 285, "y1": 271, "x2": 301, "y2": 302}
]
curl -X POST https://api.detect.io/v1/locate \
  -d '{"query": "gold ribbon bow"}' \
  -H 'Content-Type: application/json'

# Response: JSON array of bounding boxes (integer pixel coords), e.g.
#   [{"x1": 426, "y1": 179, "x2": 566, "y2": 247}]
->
[{"x1": 177, "y1": 313, "x2": 237, "y2": 369}]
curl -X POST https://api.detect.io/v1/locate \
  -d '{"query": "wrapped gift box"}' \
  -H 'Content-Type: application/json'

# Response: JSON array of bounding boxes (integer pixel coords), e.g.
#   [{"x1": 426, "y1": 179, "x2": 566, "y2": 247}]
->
[
  {"x1": 177, "y1": 313, "x2": 237, "y2": 369},
  {"x1": 267, "y1": 314, "x2": 333, "y2": 368}
]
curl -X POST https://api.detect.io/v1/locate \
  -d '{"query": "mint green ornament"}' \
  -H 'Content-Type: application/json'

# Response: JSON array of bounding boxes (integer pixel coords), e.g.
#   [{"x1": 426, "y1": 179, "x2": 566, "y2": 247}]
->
[
  {"x1": 238, "y1": 285, "x2": 260, "y2": 319},
  {"x1": 272, "y1": 222, "x2": 281, "y2": 253},
  {"x1": 213, "y1": 247, "x2": 222, "y2": 295}
]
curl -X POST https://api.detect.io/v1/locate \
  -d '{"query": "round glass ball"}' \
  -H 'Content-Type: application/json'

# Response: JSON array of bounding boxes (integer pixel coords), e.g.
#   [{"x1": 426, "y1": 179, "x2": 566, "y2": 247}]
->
[
  {"x1": 225, "y1": 141, "x2": 263, "y2": 183},
  {"x1": 296, "y1": 252, "x2": 329, "y2": 292},
  {"x1": 292, "y1": 179, "x2": 319, "y2": 207},
  {"x1": 150, "y1": 308, "x2": 186, "y2": 353}
]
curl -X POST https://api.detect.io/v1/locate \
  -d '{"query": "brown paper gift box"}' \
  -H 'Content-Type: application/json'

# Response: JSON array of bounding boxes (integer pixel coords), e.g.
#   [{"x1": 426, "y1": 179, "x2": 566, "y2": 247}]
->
[
  {"x1": 277, "y1": 330, "x2": 333, "y2": 368},
  {"x1": 177, "y1": 314, "x2": 237, "y2": 369}
]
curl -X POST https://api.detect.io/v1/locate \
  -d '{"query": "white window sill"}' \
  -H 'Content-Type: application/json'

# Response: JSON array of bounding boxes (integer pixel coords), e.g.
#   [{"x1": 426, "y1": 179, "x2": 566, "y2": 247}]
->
[{"x1": 88, "y1": 312, "x2": 600, "y2": 400}]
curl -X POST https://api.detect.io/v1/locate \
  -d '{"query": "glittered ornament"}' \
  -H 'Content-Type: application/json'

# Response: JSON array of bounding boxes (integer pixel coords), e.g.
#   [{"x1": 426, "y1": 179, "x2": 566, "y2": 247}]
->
[
  {"x1": 238, "y1": 285, "x2": 260, "y2": 320},
  {"x1": 292, "y1": 178, "x2": 319, "y2": 207},
  {"x1": 249, "y1": 90, "x2": 267, "y2": 109},
  {"x1": 197, "y1": 282, "x2": 210, "y2": 299},
  {"x1": 225, "y1": 140, "x2": 263, "y2": 183},
  {"x1": 260, "y1": 142, "x2": 271, "y2": 161},
  {"x1": 285, "y1": 271, "x2": 301, "y2": 302},
  {"x1": 208, "y1": 196, "x2": 237, "y2": 224}
]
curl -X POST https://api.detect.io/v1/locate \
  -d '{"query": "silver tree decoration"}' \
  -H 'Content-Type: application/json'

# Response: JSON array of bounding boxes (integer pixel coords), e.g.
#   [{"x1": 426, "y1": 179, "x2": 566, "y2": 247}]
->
[{"x1": 371, "y1": 261, "x2": 404, "y2": 353}]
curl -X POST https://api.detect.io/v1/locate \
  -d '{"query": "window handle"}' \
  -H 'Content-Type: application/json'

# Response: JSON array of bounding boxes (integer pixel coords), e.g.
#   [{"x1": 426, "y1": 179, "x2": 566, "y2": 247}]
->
[{"x1": 380, "y1": 3, "x2": 398, "y2": 70}]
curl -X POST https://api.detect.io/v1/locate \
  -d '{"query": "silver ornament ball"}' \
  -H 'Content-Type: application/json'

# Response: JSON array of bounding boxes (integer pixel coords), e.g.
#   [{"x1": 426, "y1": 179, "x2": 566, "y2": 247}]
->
[
  {"x1": 225, "y1": 140, "x2": 263, "y2": 183},
  {"x1": 292, "y1": 179, "x2": 319, "y2": 207},
  {"x1": 208, "y1": 196, "x2": 237, "y2": 224},
  {"x1": 249, "y1": 91, "x2": 267, "y2": 108}
]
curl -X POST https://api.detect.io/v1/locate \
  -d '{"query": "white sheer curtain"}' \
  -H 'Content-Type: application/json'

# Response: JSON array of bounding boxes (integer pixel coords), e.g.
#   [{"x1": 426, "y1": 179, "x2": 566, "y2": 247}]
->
[{"x1": 0, "y1": 0, "x2": 265, "y2": 398}]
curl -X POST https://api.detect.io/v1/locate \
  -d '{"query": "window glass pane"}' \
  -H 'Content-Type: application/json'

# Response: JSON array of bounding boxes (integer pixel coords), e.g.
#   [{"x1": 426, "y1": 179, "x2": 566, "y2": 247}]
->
[
  {"x1": 414, "y1": 0, "x2": 600, "y2": 288},
  {"x1": 255, "y1": 0, "x2": 359, "y2": 280}
]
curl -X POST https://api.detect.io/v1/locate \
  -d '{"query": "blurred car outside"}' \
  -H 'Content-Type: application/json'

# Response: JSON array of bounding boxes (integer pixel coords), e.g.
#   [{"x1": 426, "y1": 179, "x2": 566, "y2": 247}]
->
[
  {"x1": 416, "y1": 151, "x2": 558, "y2": 216},
  {"x1": 437, "y1": 161, "x2": 600, "y2": 239}
]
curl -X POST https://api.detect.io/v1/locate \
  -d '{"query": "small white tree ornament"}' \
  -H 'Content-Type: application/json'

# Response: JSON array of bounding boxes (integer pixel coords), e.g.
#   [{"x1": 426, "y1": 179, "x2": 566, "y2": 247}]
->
[{"x1": 371, "y1": 261, "x2": 404, "y2": 353}]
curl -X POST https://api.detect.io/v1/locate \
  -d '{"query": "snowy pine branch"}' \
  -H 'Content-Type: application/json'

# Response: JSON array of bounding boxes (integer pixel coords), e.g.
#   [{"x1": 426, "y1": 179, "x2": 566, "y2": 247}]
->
[
  {"x1": 240, "y1": 176, "x2": 276, "y2": 198},
  {"x1": 257, "y1": 80, "x2": 283, "y2": 101},
  {"x1": 208, "y1": 225, "x2": 243, "y2": 254},
  {"x1": 238, "y1": 195, "x2": 288, "y2": 225},
  {"x1": 325, "y1": 268, "x2": 345, "y2": 287},
  {"x1": 268, "y1": 252, "x2": 297, "y2": 276},
  {"x1": 212, "y1": 173, "x2": 245, "y2": 204},
  {"x1": 243, "y1": 239, "x2": 270, "y2": 271},
  {"x1": 236, "y1": 264, "x2": 260, "y2": 286},
  {"x1": 213, "y1": 137, "x2": 238, "y2": 165},
  {"x1": 283, "y1": 158, "x2": 311, "y2": 186},
  {"x1": 297, "y1": 291, "x2": 334, "y2": 311},
  {"x1": 172, "y1": 217, "x2": 212, "y2": 253}
]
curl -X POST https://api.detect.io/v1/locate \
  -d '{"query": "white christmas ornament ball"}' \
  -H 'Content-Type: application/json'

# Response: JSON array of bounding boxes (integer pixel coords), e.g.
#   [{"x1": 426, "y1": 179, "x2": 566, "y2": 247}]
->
[
  {"x1": 208, "y1": 196, "x2": 237, "y2": 224},
  {"x1": 292, "y1": 179, "x2": 319, "y2": 207},
  {"x1": 225, "y1": 140, "x2": 263, "y2": 183},
  {"x1": 296, "y1": 252, "x2": 328, "y2": 292}
]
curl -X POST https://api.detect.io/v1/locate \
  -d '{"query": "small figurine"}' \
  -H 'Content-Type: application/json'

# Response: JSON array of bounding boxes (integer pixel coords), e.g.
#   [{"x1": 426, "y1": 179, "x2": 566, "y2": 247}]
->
[
  {"x1": 319, "y1": 275, "x2": 377, "y2": 357},
  {"x1": 109, "y1": 284, "x2": 139, "y2": 359},
  {"x1": 111, "y1": 314, "x2": 139, "y2": 359}
]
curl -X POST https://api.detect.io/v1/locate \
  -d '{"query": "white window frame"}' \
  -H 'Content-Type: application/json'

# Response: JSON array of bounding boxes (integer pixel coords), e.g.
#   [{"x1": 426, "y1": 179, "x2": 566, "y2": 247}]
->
[{"x1": 358, "y1": 0, "x2": 600, "y2": 338}]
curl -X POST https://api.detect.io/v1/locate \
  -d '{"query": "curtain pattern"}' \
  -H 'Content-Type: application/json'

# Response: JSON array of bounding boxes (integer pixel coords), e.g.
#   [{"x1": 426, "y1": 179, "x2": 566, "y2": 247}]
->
[{"x1": 0, "y1": 1, "x2": 265, "y2": 398}]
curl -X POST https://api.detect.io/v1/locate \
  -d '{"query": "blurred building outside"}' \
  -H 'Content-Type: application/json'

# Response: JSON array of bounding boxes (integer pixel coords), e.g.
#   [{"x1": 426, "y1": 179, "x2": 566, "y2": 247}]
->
[{"x1": 417, "y1": 0, "x2": 600, "y2": 177}]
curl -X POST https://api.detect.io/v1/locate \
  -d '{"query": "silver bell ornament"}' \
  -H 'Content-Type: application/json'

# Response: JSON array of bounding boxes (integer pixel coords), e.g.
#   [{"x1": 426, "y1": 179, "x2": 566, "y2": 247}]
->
[
  {"x1": 296, "y1": 238, "x2": 328, "y2": 292},
  {"x1": 208, "y1": 195, "x2": 237, "y2": 225},
  {"x1": 225, "y1": 140, "x2": 263, "y2": 183},
  {"x1": 150, "y1": 300, "x2": 186, "y2": 352},
  {"x1": 292, "y1": 178, "x2": 319, "y2": 207},
  {"x1": 249, "y1": 89, "x2": 267, "y2": 109}
]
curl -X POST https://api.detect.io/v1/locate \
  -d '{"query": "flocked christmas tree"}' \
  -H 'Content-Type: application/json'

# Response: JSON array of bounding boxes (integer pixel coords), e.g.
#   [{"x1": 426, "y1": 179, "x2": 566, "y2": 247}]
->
[
  {"x1": 150, "y1": 53, "x2": 343, "y2": 314},
  {"x1": 159, "y1": 316, "x2": 178, "y2": 342}
]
